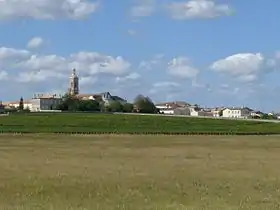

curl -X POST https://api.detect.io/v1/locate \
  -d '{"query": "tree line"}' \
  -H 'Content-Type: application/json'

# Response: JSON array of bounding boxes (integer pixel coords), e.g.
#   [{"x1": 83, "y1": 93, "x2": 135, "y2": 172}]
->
[{"x1": 55, "y1": 94, "x2": 159, "y2": 114}]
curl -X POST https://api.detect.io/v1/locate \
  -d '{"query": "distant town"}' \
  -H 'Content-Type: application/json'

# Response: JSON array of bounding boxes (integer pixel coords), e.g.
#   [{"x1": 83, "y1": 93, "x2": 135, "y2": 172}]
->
[{"x1": 1, "y1": 69, "x2": 279, "y2": 120}]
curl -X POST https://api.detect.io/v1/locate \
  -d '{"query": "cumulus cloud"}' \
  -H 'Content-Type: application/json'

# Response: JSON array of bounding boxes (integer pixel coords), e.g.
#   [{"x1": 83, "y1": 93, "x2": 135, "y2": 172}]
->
[
  {"x1": 0, "y1": 0, "x2": 99, "y2": 20},
  {"x1": 27, "y1": 37, "x2": 44, "y2": 49},
  {"x1": 0, "y1": 47, "x2": 131, "y2": 84},
  {"x1": 148, "y1": 81, "x2": 183, "y2": 102},
  {"x1": 210, "y1": 53, "x2": 272, "y2": 82},
  {"x1": 116, "y1": 72, "x2": 141, "y2": 83},
  {"x1": 79, "y1": 76, "x2": 98, "y2": 87},
  {"x1": 0, "y1": 71, "x2": 8, "y2": 81},
  {"x1": 139, "y1": 54, "x2": 165, "y2": 70},
  {"x1": 0, "y1": 47, "x2": 30, "y2": 60},
  {"x1": 167, "y1": 56, "x2": 199, "y2": 79},
  {"x1": 130, "y1": 0, "x2": 156, "y2": 17},
  {"x1": 153, "y1": 81, "x2": 181, "y2": 88},
  {"x1": 127, "y1": 29, "x2": 137, "y2": 36},
  {"x1": 167, "y1": 0, "x2": 233, "y2": 20}
]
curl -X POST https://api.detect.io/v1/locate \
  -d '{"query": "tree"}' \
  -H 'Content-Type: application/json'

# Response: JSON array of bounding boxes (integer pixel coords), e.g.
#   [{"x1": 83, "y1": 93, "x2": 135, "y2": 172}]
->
[
  {"x1": 193, "y1": 104, "x2": 200, "y2": 111},
  {"x1": 107, "y1": 101, "x2": 123, "y2": 112},
  {"x1": 18, "y1": 97, "x2": 24, "y2": 111},
  {"x1": 77, "y1": 100, "x2": 100, "y2": 111},
  {"x1": 55, "y1": 94, "x2": 101, "y2": 112},
  {"x1": 134, "y1": 95, "x2": 157, "y2": 113},
  {"x1": 122, "y1": 103, "x2": 134, "y2": 113},
  {"x1": 55, "y1": 94, "x2": 76, "y2": 111},
  {"x1": 99, "y1": 101, "x2": 106, "y2": 112}
]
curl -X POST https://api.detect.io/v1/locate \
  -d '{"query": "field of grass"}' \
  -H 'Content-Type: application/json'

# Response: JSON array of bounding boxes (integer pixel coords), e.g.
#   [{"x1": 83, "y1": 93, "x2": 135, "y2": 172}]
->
[
  {"x1": 1, "y1": 134, "x2": 280, "y2": 209},
  {"x1": 1, "y1": 112, "x2": 280, "y2": 134}
]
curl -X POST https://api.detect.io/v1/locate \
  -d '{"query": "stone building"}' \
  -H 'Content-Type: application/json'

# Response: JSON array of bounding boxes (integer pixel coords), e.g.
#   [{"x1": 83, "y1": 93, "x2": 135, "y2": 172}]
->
[{"x1": 68, "y1": 68, "x2": 79, "y2": 95}]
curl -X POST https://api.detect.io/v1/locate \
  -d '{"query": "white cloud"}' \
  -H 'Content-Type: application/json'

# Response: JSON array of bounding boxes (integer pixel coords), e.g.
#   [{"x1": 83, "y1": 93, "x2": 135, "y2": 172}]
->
[
  {"x1": 116, "y1": 72, "x2": 141, "y2": 83},
  {"x1": 139, "y1": 54, "x2": 165, "y2": 70},
  {"x1": 211, "y1": 53, "x2": 269, "y2": 82},
  {"x1": 149, "y1": 81, "x2": 180, "y2": 93},
  {"x1": 0, "y1": 71, "x2": 8, "y2": 81},
  {"x1": 0, "y1": 47, "x2": 29, "y2": 60},
  {"x1": 130, "y1": 0, "x2": 156, "y2": 17},
  {"x1": 27, "y1": 37, "x2": 44, "y2": 49},
  {"x1": 128, "y1": 29, "x2": 137, "y2": 36},
  {"x1": 0, "y1": 0, "x2": 99, "y2": 20},
  {"x1": 167, "y1": 56, "x2": 199, "y2": 79},
  {"x1": 79, "y1": 76, "x2": 98, "y2": 87},
  {"x1": 69, "y1": 52, "x2": 131, "y2": 76},
  {"x1": 149, "y1": 81, "x2": 183, "y2": 101},
  {"x1": 17, "y1": 70, "x2": 65, "y2": 83},
  {"x1": 16, "y1": 54, "x2": 68, "y2": 73},
  {"x1": 153, "y1": 81, "x2": 181, "y2": 88},
  {"x1": 1, "y1": 47, "x2": 132, "y2": 84},
  {"x1": 167, "y1": 0, "x2": 232, "y2": 20}
]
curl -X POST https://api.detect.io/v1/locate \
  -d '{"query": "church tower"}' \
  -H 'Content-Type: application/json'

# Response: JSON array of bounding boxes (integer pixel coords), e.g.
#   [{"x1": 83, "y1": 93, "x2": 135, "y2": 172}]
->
[{"x1": 68, "y1": 69, "x2": 79, "y2": 95}]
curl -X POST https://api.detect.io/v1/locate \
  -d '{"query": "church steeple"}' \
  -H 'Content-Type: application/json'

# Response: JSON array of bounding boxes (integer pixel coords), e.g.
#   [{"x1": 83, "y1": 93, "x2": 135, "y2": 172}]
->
[{"x1": 68, "y1": 68, "x2": 79, "y2": 95}]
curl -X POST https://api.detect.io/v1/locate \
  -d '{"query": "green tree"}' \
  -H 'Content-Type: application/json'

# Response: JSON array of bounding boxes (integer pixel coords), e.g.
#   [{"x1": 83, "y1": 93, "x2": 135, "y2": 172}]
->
[
  {"x1": 107, "y1": 101, "x2": 123, "y2": 112},
  {"x1": 122, "y1": 103, "x2": 134, "y2": 113},
  {"x1": 134, "y1": 95, "x2": 157, "y2": 113},
  {"x1": 55, "y1": 94, "x2": 79, "y2": 111},
  {"x1": 77, "y1": 100, "x2": 100, "y2": 111},
  {"x1": 99, "y1": 101, "x2": 106, "y2": 112},
  {"x1": 55, "y1": 94, "x2": 101, "y2": 112},
  {"x1": 18, "y1": 97, "x2": 24, "y2": 111}
]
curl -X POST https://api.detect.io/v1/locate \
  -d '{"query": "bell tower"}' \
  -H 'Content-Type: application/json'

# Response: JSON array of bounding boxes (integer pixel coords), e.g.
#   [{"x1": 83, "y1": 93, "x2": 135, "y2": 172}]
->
[{"x1": 68, "y1": 69, "x2": 79, "y2": 95}]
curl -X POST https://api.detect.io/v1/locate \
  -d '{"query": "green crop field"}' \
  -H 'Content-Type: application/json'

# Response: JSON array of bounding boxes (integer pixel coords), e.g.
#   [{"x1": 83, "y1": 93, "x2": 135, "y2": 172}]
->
[
  {"x1": 0, "y1": 112, "x2": 279, "y2": 134},
  {"x1": 1, "y1": 134, "x2": 280, "y2": 209}
]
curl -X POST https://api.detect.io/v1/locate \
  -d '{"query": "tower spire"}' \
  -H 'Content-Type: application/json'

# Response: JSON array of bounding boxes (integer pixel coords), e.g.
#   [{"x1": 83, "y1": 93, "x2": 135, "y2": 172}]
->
[{"x1": 68, "y1": 68, "x2": 79, "y2": 95}]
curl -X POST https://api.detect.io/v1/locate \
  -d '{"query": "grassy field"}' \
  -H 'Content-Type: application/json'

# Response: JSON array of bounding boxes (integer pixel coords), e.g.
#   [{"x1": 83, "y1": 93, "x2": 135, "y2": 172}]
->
[
  {"x1": 1, "y1": 112, "x2": 280, "y2": 134},
  {"x1": 1, "y1": 134, "x2": 280, "y2": 209}
]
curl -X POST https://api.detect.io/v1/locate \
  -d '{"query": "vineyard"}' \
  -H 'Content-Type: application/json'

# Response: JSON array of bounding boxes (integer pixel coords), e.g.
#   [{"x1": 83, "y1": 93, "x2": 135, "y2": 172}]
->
[{"x1": 0, "y1": 112, "x2": 280, "y2": 134}]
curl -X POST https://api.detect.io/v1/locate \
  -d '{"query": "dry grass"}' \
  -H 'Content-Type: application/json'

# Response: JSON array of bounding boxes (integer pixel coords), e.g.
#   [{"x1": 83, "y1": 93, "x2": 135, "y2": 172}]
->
[{"x1": 0, "y1": 134, "x2": 280, "y2": 209}]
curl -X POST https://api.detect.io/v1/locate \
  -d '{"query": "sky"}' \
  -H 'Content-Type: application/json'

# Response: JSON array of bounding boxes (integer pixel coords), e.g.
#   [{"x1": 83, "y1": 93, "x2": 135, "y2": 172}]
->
[{"x1": 0, "y1": 0, "x2": 280, "y2": 112}]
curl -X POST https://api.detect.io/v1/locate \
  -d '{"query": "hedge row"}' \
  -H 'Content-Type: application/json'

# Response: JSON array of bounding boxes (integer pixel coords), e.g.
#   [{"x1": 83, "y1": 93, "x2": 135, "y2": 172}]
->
[
  {"x1": 1, "y1": 113, "x2": 280, "y2": 135},
  {"x1": 0, "y1": 131, "x2": 279, "y2": 136}
]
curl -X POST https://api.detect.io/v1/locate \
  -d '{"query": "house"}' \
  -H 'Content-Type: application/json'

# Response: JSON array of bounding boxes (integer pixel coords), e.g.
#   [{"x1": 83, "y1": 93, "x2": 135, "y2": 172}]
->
[
  {"x1": 250, "y1": 111, "x2": 263, "y2": 118},
  {"x1": 189, "y1": 105, "x2": 202, "y2": 116},
  {"x1": 155, "y1": 102, "x2": 183, "y2": 115},
  {"x1": 29, "y1": 94, "x2": 62, "y2": 112},
  {"x1": 156, "y1": 101, "x2": 190, "y2": 115},
  {"x1": 76, "y1": 92, "x2": 127, "y2": 106},
  {"x1": 174, "y1": 107, "x2": 191, "y2": 115},
  {"x1": 212, "y1": 110, "x2": 220, "y2": 117},
  {"x1": 3, "y1": 100, "x2": 32, "y2": 110},
  {"x1": 222, "y1": 107, "x2": 252, "y2": 119},
  {"x1": 198, "y1": 111, "x2": 214, "y2": 117},
  {"x1": 211, "y1": 107, "x2": 225, "y2": 117}
]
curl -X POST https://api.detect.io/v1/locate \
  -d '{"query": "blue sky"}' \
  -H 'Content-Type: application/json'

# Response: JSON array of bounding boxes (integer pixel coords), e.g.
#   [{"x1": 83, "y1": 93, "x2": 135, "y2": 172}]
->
[{"x1": 0, "y1": 0, "x2": 280, "y2": 112}]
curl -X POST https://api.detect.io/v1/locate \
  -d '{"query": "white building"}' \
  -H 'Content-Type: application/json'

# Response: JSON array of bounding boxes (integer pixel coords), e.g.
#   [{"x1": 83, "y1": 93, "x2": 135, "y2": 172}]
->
[
  {"x1": 3, "y1": 100, "x2": 32, "y2": 110},
  {"x1": 29, "y1": 94, "x2": 62, "y2": 112},
  {"x1": 155, "y1": 103, "x2": 180, "y2": 115},
  {"x1": 222, "y1": 107, "x2": 252, "y2": 119}
]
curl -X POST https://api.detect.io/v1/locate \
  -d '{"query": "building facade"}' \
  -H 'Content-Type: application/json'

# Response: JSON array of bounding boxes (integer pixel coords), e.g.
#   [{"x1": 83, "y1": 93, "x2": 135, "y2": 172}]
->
[
  {"x1": 3, "y1": 100, "x2": 32, "y2": 110},
  {"x1": 222, "y1": 107, "x2": 252, "y2": 118},
  {"x1": 76, "y1": 92, "x2": 127, "y2": 105},
  {"x1": 29, "y1": 94, "x2": 62, "y2": 112},
  {"x1": 156, "y1": 102, "x2": 184, "y2": 115}
]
